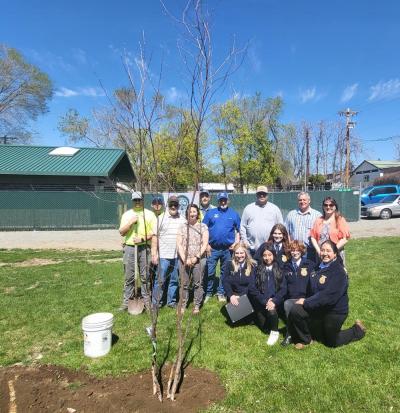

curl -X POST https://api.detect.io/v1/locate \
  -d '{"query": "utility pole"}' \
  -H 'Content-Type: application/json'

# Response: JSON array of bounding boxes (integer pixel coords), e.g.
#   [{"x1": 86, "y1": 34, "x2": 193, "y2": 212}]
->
[
  {"x1": 303, "y1": 125, "x2": 310, "y2": 190},
  {"x1": 339, "y1": 108, "x2": 357, "y2": 187}
]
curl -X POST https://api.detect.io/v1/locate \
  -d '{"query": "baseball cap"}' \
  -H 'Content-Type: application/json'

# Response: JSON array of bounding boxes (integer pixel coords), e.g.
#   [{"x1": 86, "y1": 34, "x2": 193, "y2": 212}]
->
[
  {"x1": 167, "y1": 195, "x2": 179, "y2": 206},
  {"x1": 199, "y1": 187, "x2": 210, "y2": 196},
  {"x1": 217, "y1": 192, "x2": 229, "y2": 200},
  {"x1": 151, "y1": 195, "x2": 164, "y2": 205},
  {"x1": 131, "y1": 191, "x2": 143, "y2": 200},
  {"x1": 256, "y1": 185, "x2": 269, "y2": 194}
]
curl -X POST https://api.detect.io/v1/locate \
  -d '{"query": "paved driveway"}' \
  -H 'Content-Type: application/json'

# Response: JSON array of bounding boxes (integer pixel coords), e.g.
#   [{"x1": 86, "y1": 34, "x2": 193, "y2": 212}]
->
[{"x1": 0, "y1": 217, "x2": 399, "y2": 250}]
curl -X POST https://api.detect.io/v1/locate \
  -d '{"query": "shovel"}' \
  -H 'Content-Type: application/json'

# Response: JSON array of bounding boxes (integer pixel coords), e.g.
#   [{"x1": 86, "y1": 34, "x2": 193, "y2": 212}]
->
[{"x1": 128, "y1": 245, "x2": 145, "y2": 315}]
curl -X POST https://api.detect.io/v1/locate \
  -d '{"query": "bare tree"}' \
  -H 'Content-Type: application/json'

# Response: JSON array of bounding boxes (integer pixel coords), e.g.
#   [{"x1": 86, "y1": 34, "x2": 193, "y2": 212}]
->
[{"x1": 160, "y1": 0, "x2": 245, "y2": 400}]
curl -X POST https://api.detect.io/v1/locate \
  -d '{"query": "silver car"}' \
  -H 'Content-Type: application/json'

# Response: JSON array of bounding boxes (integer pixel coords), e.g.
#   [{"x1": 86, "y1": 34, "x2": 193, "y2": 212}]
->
[{"x1": 361, "y1": 194, "x2": 400, "y2": 219}]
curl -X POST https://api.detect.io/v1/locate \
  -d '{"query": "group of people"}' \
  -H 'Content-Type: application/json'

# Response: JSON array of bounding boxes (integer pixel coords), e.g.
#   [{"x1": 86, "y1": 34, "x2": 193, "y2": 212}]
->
[{"x1": 118, "y1": 187, "x2": 366, "y2": 349}]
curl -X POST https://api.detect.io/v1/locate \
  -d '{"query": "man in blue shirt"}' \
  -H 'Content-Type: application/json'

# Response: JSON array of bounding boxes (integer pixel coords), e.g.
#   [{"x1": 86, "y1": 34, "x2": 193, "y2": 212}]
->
[{"x1": 203, "y1": 192, "x2": 241, "y2": 302}]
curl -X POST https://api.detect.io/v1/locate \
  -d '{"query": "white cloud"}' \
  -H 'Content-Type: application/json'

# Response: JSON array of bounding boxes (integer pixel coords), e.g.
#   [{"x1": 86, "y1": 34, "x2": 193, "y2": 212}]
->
[
  {"x1": 55, "y1": 87, "x2": 78, "y2": 97},
  {"x1": 55, "y1": 87, "x2": 105, "y2": 98},
  {"x1": 341, "y1": 83, "x2": 358, "y2": 102},
  {"x1": 299, "y1": 86, "x2": 323, "y2": 103},
  {"x1": 368, "y1": 78, "x2": 400, "y2": 101},
  {"x1": 166, "y1": 86, "x2": 185, "y2": 103}
]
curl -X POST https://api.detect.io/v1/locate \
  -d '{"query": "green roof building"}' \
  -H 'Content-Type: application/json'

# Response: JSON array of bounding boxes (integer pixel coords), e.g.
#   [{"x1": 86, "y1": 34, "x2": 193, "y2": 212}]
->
[
  {"x1": 0, "y1": 145, "x2": 135, "y2": 191},
  {"x1": 350, "y1": 160, "x2": 400, "y2": 187}
]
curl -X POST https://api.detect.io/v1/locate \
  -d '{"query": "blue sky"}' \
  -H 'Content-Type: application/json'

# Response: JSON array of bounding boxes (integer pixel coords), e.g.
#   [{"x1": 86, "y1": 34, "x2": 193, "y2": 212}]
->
[{"x1": 2, "y1": 0, "x2": 400, "y2": 164}]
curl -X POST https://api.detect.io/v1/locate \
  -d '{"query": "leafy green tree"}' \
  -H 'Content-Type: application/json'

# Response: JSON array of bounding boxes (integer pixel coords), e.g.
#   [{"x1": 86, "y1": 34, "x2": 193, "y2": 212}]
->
[
  {"x1": 0, "y1": 44, "x2": 53, "y2": 143},
  {"x1": 212, "y1": 93, "x2": 282, "y2": 192}
]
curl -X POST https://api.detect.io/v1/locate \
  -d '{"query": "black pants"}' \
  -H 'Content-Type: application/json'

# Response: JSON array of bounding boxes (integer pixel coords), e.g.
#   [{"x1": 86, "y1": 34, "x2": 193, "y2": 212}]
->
[
  {"x1": 253, "y1": 302, "x2": 279, "y2": 333},
  {"x1": 289, "y1": 304, "x2": 364, "y2": 347}
]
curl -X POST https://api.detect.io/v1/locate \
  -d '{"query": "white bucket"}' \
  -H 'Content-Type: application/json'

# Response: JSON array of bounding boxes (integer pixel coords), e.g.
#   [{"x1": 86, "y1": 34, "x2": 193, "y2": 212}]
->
[{"x1": 82, "y1": 312, "x2": 114, "y2": 358}]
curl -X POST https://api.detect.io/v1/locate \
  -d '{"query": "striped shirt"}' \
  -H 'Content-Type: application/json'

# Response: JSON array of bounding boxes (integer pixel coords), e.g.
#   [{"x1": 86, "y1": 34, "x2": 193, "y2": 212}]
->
[
  {"x1": 152, "y1": 212, "x2": 186, "y2": 259},
  {"x1": 284, "y1": 208, "x2": 322, "y2": 246}
]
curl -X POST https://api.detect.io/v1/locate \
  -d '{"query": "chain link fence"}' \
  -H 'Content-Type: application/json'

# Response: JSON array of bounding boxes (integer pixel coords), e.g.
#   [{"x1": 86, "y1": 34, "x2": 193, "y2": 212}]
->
[{"x1": 0, "y1": 190, "x2": 360, "y2": 231}]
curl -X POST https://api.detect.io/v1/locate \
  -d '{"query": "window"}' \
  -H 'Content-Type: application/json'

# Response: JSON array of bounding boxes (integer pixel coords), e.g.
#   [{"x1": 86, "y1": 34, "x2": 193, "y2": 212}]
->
[
  {"x1": 371, "y1": 186, "x2": 396, "y2": 196},
  {"x1": 363, "y1": 175, "x2": 369, "y2": 182}
]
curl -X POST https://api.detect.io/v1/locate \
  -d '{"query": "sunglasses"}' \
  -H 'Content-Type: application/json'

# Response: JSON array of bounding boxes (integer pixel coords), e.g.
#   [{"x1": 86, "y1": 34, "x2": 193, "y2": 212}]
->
[
  {"x1": 323, "y1": 203, "x2": 335, "y2": 208},
  {"x1": 169, "y1": 204, "x2": 179, "y2": 208},
  {"x1": 257, "y1": 192, "x2": 268, "y2": 197}
]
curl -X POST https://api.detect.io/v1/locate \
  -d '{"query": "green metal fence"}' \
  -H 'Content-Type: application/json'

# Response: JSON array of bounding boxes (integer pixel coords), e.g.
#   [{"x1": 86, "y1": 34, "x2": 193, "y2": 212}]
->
[{"x1": 0, "y1": 190, "x2": 360, "y2": 231}]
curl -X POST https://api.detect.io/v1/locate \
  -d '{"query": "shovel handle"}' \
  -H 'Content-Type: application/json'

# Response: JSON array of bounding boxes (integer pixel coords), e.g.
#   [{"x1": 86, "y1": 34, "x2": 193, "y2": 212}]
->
[{"x1": 134, "y1": 244, "x2": 139, "y2": 296}]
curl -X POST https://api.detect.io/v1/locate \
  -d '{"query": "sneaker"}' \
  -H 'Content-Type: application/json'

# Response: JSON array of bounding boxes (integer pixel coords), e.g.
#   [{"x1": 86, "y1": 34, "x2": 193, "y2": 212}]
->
[
  {"x1": 203, "y1": 295, "x2": 212, "y2": 304},
  {"x1": 167, "y1": 303, "x2": 177, "y2": 309},
  {"x1": 266, "y1": 330, "x2": 280, "y2": 346},
  {"x1": 217, "y1": 294, "x2": 227, "y2": 303},
  {"x1": 192, "y1": 306, "x2": 200, "y2": 315},
  {"x1": 281, "y1": 335, "x2": 292, "y2": 347},
  {"x1": 355, "y1": 320, "x2": 366, "y2": 338}
]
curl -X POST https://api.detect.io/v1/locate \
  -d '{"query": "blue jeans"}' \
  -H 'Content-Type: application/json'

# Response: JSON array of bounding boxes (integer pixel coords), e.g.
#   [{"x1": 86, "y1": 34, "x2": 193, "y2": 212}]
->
[
  {"x1": 205, "y1": 248, "x2": 231, "y2": 296},
  {"x1": 152, "y1": 258, "x2": 179, "y2": 306}
]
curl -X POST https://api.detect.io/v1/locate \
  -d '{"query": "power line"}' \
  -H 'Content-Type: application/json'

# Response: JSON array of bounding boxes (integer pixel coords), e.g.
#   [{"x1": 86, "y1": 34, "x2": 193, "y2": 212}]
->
[{"x1": 362, "y1": 135, "x2": 400, "y2": 142}]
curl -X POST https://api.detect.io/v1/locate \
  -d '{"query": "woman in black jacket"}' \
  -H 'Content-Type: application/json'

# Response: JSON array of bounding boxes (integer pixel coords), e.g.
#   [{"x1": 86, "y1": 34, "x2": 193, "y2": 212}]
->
[
  {"x1": 222, "y1": 242, "x2": 256, "y2": 307},
  {"x1": 255, "y1": 224, "x2": 290, "y2": 269},
  {"x1": 250, "y1": 242, "x2": 283, "y2": 346},
  {"x1": 270, "y1": 240, "x2": 316, "y2": 346},
  {"x1": 289, "y1": 240, "x2": 366, "y2": 349}
]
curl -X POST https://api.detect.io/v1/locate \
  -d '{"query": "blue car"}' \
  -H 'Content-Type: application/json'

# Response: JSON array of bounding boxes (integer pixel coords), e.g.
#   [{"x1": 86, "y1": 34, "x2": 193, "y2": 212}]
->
[{"x1": 360, "y1": 184, "x2": 400, "y2": 206}]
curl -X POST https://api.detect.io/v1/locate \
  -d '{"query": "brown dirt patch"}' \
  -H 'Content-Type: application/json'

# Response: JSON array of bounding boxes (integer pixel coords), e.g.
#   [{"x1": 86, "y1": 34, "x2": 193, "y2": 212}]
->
[
  {"x1": 0, "y1": 364, "x2": 225, "y2": 413},
  {"x1": 0, "y1": 258, "x2": 62, "y2": 267}
]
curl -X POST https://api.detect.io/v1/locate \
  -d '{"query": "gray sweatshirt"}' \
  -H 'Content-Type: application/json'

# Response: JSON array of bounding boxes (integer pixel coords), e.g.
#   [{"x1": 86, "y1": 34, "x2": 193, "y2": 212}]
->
[{"x1": 240, "y1": 201, "x2": 283, "y2": 250}]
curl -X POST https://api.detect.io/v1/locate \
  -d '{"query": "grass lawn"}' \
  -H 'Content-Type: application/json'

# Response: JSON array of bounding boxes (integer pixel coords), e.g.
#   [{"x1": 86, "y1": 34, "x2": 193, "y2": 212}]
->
[{"x1": 0, "y1": 238, "x2": 399, "y2": 412}]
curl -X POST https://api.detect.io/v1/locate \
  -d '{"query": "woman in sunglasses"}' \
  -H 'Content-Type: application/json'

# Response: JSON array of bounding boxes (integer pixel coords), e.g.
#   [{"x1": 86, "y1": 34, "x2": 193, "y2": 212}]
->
[{"x1": 310, "y1": 197, "x2": 350, "y2": 262}]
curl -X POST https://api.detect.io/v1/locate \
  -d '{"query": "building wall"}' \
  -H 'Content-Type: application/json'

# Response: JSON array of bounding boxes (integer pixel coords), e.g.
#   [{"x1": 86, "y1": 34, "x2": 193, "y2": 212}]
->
[{"x1": 350, "y1": 162, "x2": 382, "y2": 188}]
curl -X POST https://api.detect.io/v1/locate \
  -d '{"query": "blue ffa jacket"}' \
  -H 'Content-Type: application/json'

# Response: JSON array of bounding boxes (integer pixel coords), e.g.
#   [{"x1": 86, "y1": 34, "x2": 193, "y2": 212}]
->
[
  {"x1": 254, "y1": 242, "x2": 289, "y2": 269},
  {"x1": 303, "y1": 258, "x2": 349, "y2": 315},
  {"x1": 222, "y1": 261, "x2": 256, "y2": 299},
  {"x1": 203, "y1": 207, "x2": 241, "y2": 250},
  {"x1": 273, "y1": 258, "x2": 316, "y2": 306},
  {"x1": 250, "y1": 263, "x2": 282, "y2": 306}
]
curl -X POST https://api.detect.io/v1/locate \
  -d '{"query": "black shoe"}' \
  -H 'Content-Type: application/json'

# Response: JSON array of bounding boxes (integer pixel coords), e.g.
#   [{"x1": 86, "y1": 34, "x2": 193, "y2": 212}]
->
[{"x1": 281, "y1": 335, "x2": 292, "y2": 346}]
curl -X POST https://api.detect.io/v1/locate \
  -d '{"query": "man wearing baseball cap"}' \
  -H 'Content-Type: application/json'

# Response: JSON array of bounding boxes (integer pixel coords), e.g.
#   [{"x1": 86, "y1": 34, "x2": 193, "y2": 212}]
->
[
  {"x1": 151, "y1": 195, "x2": 186, "y2": 308},
  {"x1": 240, "y1": 185, "x2": 283, "y2": 256},
  {"x1": 199, "y1": 188, "x2": 215, "y2": 218},
  {"x1": 118, "y1": 191, "x2": 156, "y2": 311},
  {"x1": 202, "y1": 191, "x2": 241, "y2": 302},
  {"x1": 151, "y1": 195, "x2": 164, "y2": 217}
]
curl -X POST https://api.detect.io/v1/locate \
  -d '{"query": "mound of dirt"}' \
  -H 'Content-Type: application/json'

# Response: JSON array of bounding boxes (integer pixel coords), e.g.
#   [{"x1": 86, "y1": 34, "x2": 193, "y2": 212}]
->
[{"x1": 0, "y1": 364, "x2": 225, "y2": 413}]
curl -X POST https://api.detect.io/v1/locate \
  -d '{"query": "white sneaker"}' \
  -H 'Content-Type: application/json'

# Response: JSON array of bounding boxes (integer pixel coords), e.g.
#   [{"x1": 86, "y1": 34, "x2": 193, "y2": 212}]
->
[
  {"x1": 203, "y1": 295, "x2": 212, "y2": 304},
  {"x1": 266, "y1": 331, "x2": 280, "y2": 346},
  {"x1": 217, "y1": 294, "x2": 227, "y2": 303}
]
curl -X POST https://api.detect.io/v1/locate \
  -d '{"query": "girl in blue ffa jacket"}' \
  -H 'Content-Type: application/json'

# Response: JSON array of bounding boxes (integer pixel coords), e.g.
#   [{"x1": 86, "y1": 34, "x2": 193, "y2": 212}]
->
[
  {"x1": 250, "y1": 242, "x2": 283, "y2": 346},
  {"x1": 222, "y1": 242, "x2": 256, "y2": 308},
  {"x1": 254, "y1": 224, "x2": 290, "y2": 269},
  {"x1": 270, "y1": 240, "x2": 316, "y2": 346},
  {"x1": 289, "y1": 240, "x2": 366, "y2": 349}
]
